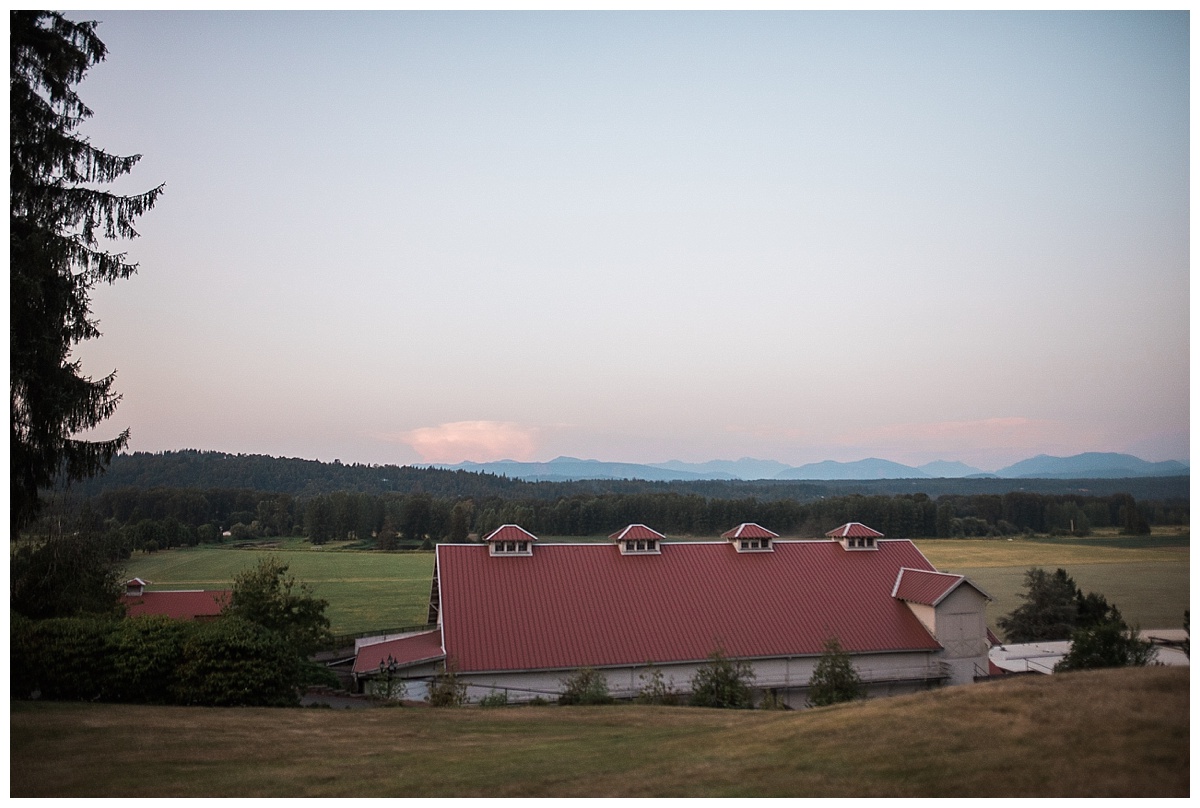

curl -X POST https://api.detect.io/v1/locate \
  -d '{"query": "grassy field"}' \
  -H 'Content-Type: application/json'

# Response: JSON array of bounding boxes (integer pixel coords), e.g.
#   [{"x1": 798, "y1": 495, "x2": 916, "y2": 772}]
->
[
  {"x1": 124, "y1": 546, "x2": 434, "y2": 636},
  {"x1": 914, "y1": 533, "x2": 1189, "y2": 636},
  {"x1": 10, "y1": 666, "x2": 1188, "y2": 797}
]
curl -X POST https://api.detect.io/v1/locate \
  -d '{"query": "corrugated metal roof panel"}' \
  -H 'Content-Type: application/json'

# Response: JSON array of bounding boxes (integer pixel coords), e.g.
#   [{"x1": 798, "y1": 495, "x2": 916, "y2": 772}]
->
[
  {"x1": 893, "y1": 568, "x2": 965, "y2": 606},
  {"x1": 438, "y1": 540, "x2": 942, "y2": 673},
  {"x1": 720, "y1": 523, "x2": 779, "y2": 539},
  {"x1": 353, "y1": 630, "x2": 445, "y2": 674}
]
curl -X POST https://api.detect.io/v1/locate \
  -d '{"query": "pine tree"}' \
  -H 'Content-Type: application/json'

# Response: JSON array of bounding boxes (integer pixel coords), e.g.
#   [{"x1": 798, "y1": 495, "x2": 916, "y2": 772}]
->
[{"x1": 11, "y1": 11, "x2": 164, "y2": 532}]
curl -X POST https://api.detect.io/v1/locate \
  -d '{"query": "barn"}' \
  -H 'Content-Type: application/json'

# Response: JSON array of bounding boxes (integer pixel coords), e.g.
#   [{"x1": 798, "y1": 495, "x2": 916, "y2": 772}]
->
[{"x1": 352, "y1": 522, "x2": 992, "y2": 707}]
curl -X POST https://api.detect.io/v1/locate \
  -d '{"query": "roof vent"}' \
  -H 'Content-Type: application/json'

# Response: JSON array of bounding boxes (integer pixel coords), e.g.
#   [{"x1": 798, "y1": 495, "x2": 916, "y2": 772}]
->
[
  {"x1": 483, "y1": 524, "x2": 537, "y2": 557},
  {"x1": 125, "y1": 578, "x2": 148, "y2": 597},
  {"x1": 610, "y1": 524, "x2": 664, "y2": 555},
  {"x1": 826, "y1": 522, "x2": 883, "y2": 551},
  {"x1": 722, "y1": 523, "x2": 778, "y2": 553}
]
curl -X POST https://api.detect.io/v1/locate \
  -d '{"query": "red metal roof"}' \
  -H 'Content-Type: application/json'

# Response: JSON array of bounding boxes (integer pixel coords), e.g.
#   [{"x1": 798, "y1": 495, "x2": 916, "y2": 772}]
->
[
  {"x1": 436, "y1": 540, "x2": 942, "y2": 673},
  {"x1": 482, "y1": 524, "x2": 539, "y2": 543},
  {"x1": 720, "y1": 523, "x2": 779, "y2": 540},
  {"x1": 891, "y1": 568, "x2": 966, "y2": 606},
  {"x1": 609, "y1": 524, "x2": 665, "y2": 541},
  {"x1": 826, "y1": 522, "x2": 885, "y2": 539},
  {"x1": 892, "y1": 568, "x2": 991, "y2": 606},
  {"x1": 353, "y1": 630, "x2": 445, "y2": 674},
  {"x1": 122, "y1": 590, "x2": 229, "y2": 620}
]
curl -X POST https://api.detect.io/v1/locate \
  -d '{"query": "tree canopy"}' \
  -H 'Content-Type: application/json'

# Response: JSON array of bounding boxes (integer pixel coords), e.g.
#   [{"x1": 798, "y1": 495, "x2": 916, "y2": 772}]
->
[
  {"x1": 10, "y1": 11, "x2": 163, "y2": 532},
  {"x1": 998, "y1": 568, "x2": 1081, "y2": 643},
  {"x1": 222, "y1": 557, "x2": 331, "y2": 657}
]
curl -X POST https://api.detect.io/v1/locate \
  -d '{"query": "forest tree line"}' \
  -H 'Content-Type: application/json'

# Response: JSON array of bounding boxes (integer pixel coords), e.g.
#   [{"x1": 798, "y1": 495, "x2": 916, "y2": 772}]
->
[{"x1": 40, "y1": 485, "x2": 1185, "y2": 556}]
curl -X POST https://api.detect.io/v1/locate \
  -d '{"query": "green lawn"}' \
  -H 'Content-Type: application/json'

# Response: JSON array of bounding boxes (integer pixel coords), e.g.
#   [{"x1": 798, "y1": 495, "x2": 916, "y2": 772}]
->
[
  {"x1": 914, "y1": 536, "x2": 1189, "y2": 636},
  {"x1": 124, "y1": 546, "x2": 434, "y2": 636}
]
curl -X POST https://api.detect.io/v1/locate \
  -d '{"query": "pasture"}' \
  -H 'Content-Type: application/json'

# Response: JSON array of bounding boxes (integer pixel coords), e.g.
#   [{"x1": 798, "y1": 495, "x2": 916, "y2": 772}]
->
[
  {"x1": 124, "y1": 546, "x2": 434, "y2": 636},
  {"x1": 10, "y1": 667, "x2": 1188, "y2": 797},
  {"x1": 124, "y1": 531, "x2": 1188, "y2": 638}
]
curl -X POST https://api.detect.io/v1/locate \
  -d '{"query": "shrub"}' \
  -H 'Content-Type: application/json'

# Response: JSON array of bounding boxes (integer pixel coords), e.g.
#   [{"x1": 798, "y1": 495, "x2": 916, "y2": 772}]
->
[
  {"x1": 807, "y1": 637, "x2": 864, "y2": 707},
  {"x1": 427, "y1": 659, "x2": 468, "y2": 707},
  {"x1": 172, "y1": 617, "x2": 301, "y2": 707},
  {"x1": 689, "y1": 649, "x2": 755, "y2": 709},
  {"x1": 11, "y1": 615, "x2": 118, "y2": 701},
  {"x1": 107, "y1": 615, "x2": 191, "y2": 703},
  {"x1": 636, "y1": 665, "x2": 679, "y2": 705},
  {"x1": 478, "y1": 690, "x2": 509, "y2": 708},
  {"x1": 558, "y1": 667, "x2": 613, "y2": 705}
]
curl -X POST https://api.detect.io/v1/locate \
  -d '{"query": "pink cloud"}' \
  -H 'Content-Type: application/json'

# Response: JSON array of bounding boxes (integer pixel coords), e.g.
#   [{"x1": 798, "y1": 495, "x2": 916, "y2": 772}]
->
[{"x1": 389, "y1": 421, "x2": 540, "y2": 464}]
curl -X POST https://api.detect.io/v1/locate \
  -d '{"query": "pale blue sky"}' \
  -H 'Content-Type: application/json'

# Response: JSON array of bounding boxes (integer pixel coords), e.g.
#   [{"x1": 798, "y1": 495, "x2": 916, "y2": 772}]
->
[{"x1": 69, "y1": 10, "x2": 1189, "y2": 470}]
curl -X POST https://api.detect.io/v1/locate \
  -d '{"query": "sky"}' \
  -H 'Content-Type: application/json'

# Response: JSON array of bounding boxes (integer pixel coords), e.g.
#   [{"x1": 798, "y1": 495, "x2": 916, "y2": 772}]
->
[{"x1": 66, "y1": 10, "x2": 1189, "y2": 472}]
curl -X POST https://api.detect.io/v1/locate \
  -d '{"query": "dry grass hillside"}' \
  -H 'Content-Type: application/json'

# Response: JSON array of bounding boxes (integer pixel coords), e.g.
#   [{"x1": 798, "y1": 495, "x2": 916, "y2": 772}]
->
[{"x1": 10, "y1": 666, "x2": 1187, "y2": 797}]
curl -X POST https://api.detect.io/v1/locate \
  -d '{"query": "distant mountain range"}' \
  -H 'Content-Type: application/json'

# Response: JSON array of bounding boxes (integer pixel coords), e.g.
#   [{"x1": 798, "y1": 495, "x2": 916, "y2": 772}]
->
[{"x1": 433, "y1": 452, "x2": 1188, "y2": 482}]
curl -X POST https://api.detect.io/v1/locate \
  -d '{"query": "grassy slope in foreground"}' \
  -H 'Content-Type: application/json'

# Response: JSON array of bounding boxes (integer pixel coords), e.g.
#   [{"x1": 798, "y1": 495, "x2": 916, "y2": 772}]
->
[{"x1": 10, "y1": 667, "x2": 1187, "y2": 798}]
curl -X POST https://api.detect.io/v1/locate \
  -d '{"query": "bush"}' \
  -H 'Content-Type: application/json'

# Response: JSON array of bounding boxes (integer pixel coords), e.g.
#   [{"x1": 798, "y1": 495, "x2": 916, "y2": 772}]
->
[
  {"x1": 478, "y1": 690, "x2": 509, "y2": 707},
  {"x1": 107, "y1": 615, "x2": 191, "y2": 703},
  {"x1": 427, "y1": 659, "x2": 467, "y2": 707},
  {"x1": 689, "y1": 649, "x2": 755, "y2": 709},
  {"x1": 558, "y1": 667, "x2": 613, "y2": 705},
  {"x1": 636, "y1": 666, "x2": 679, "y2": 705},
  {"x1": 172, "y1": 617, "x2": 302, "y2": 707},
  {"x1": 1055, "y1": 622, "x2": 1157, "y2": 671},
  {"x1": 807, "y1": 637, "x2": 864, "y2": 707},
  {"x1": 10, "y1": 615, "x2": 118, "y2": 701}
]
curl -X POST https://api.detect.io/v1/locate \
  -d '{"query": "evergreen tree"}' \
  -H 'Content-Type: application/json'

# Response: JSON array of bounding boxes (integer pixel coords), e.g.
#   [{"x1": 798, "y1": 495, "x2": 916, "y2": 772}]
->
[
  {"x1": 806, "y1": 637, "x2": 864, "y2": 707},
  {"x1": 998, "y1": 568, "x2": 1080, "y2": 642},
  {"x1": 11, "y1": 11, "x2": 163, "y2": 532}
]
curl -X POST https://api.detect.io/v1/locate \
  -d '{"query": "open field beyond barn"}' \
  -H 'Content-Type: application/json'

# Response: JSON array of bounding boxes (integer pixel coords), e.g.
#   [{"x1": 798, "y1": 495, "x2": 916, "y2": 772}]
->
[
  {"x1": 122, "y1": 531, "x2": 1188, "y2": 638},
  {"x1": 10, "y1": 667, "x2": 1187, "y2": 798}
]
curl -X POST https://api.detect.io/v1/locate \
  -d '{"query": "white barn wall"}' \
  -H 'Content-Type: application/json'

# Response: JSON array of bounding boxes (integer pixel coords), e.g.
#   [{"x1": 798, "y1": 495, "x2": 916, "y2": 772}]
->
[{"x1": 370, "y1": 649, "x2": 948, "y2": 708}]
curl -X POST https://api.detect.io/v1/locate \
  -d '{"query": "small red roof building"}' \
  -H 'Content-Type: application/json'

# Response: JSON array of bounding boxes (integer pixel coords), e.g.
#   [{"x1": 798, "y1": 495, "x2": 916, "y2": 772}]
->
[{"x1": 122, "y1": 589, "x2": 229, "y2": 621}]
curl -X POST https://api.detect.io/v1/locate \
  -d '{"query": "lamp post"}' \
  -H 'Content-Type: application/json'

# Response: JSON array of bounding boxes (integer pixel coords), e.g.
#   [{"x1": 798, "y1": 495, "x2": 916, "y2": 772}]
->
[{"x1": 378, "y1": 654, "x2": 401, "y2": 701}]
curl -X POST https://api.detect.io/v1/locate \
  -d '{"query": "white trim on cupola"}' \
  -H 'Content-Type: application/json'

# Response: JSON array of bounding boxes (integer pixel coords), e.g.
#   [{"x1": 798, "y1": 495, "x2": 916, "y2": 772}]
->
[
  {"x1": 721, "y1": 522, "x2": 778, "y2": 553},
  {"x1": 483, "y1": 524, "x2": 537, "y2": 557},
  {"x1": 609, "y1": 524, "x2": 664, "y2": 555}
]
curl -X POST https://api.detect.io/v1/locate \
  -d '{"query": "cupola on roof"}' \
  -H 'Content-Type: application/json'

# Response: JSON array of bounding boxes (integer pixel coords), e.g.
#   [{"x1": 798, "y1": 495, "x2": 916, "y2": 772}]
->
[
  {"x1": 609, "y1": 524, "x2": 665, "y2": 541},
  {"x1": 826, "y1": 522, "x2": 885, "y2": 539},
  {"x1": 610, "y1": 523, "x2": 664, "y2": 555},
  {"x1": 483, "y1": 524, "x2": 537, "y2": 556},
  {"x1": 483, "y1": 525, "x2": 539, "y2": 544}
]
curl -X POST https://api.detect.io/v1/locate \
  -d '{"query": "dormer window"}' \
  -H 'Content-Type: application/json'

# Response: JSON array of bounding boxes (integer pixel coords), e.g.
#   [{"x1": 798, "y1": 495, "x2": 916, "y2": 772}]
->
[
  {"x1": 484, "y1": 525, "x2": 537, "y2": 556},
  {"x1": 722, "y1": 523, "x2": 778, "y2": 553},
  {"x1": 826, "y1": 522, "x2": 883, "y2": 551},
  {"x1": 610, "y1": 524, "x2": 664, "y2": 555}
]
